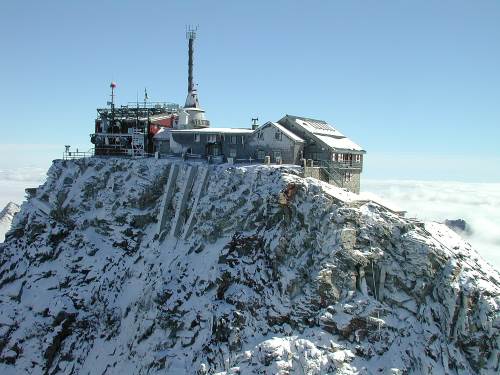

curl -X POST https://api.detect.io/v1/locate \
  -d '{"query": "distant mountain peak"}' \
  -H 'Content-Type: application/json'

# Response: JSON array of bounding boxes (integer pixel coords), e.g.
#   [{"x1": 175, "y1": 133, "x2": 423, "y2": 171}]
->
[
  {"x1": 444, "y1": 218, "x2": 473, "y2": 236},
  {"x1": 0, "y1": 201, "x2": 20, "y2": 242},
  {"x1": 0, "y1": 202, "x2": 20, "y2": 217}
]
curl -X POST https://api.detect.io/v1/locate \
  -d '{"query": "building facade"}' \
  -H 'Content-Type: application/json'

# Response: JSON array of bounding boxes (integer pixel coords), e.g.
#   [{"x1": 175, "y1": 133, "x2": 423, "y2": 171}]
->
[{"x1": 154, "y1": 115, "x2": 366, "y2": 193}]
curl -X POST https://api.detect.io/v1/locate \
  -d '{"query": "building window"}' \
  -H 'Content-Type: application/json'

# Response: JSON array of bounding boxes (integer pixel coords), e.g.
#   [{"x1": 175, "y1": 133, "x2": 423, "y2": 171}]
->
[
  {"x1": 257, "y1": 150, "x2": 265, "y2": 160},
  {"x1": 229, "y1": 148, "x2": 237, "y2": 158},
  {"x1": 273, "y1": 150, "x2": 282, "y2": 161},
  {"x1": 275, "y1": 131, "x2": 282, "y2": 141},
  {"x1": 240, "y1": 136, "x2": 245, "y2": 144},
  {"x1": 355, "y1": 154, "x2": 361, "y2": 163},
  {"x1": 344, "y1": 172, "x2": 352, "y2": 182},
  {"x1": 230, "y1": 136, "x2": 237, "y2": 144},
  {"x1": 207, "y1": 134, "x2": 217, "y2": 143},
  {"x1": 257, "y1": 132, "x2": 263, "y2": 140},
  {"x1": 194, "y1": 134, "x2": 200, "y2": 142}
]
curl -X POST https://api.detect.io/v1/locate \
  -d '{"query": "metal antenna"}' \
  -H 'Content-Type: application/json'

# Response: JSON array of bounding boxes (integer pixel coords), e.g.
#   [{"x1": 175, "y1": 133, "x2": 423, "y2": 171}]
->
[
  {"x1": 110, "y1": 81, "x2": 116, "y2": 124},
  {"x1": 186, "y1": 25, "x2": 198, "y2": 94},
  {"x1": 110, "y1": 82, "x2": 116, "y2": 108}
]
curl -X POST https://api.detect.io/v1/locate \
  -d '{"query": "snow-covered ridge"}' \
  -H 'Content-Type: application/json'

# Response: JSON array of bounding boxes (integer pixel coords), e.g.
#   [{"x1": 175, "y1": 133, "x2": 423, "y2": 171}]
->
[
  {"x1": 0, "y1": 158, "x2": 498, "y2": 374},
  {"x1": 0, "y1": 202, "x2": 20, "y2": 242}
]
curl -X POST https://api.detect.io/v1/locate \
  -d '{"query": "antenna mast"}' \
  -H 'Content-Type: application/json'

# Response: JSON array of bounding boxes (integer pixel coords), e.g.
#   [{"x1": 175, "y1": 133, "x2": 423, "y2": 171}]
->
[
  {"x1": 110, "y1": 82, "x2": 116, "y2": 109},
  {"x1": 186, "y1": 25, "x2": 198, "y2": 94},
  {"x1": 110, "y1": 81, "x2": 116, "y2": 124}
]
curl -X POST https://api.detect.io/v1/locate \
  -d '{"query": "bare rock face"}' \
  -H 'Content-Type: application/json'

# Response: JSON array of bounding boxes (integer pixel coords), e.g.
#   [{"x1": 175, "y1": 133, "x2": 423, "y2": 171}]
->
[
  {"x1": 444, "y1": 219, "x2": 473, "y2": 236},
  {"x1": 0, "y1": 158, "x2": 498, "y2": 375}
]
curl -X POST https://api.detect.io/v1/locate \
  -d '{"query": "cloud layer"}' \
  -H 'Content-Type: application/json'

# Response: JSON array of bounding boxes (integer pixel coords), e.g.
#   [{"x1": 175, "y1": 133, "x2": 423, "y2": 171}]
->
[
  {"x1": 0, "y1": 167, "x2": 47, "y2": 209},
  {"x1": 364, "y1": 179, "x2": 500, "y2": 271}
]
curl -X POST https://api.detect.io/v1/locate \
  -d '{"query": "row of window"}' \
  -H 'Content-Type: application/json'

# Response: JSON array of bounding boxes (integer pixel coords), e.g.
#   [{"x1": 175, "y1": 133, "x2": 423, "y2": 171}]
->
[
  {"x1": 334, "y1": 153, "x2": 362, "y2": 163},
  {"x1": 344, "y1": 172, "x2": 353, "y2": 182},
  {"x1": 256, "y1": 131, "x2": 283, "y2": 141},
  {"x1": 194, "y1": 134, "x2": 245, "y2": 144},
  {"x1": 255, "y1": 150, "x2": 281, "y2": 160},
  {"x1": 193, "y1": 130, "x2": 286, "y2": 144},
  {"x1": 227, "y1": 150, "x2": 282, "y2": 160}
]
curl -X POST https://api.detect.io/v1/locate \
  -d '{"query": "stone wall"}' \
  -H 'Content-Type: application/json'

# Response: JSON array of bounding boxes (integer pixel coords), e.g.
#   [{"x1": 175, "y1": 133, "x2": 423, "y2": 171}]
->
[
  {"x1": 329, "y1": 170, "x2": 361, "y2": 194},
  {"x1": 303, "y1": 166, "x2": 321, "y2": 180}
]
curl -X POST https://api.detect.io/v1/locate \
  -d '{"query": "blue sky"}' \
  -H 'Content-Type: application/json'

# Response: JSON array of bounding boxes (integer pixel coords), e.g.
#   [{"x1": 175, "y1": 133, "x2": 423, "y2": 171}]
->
[{"x1": 1, "y1": 0, "x2": 499, "y2": 181}]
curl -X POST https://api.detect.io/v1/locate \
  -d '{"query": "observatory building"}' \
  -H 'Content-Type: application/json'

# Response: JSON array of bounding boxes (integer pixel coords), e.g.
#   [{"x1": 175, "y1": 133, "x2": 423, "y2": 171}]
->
[{"x1": 89, "y1": 29, "x2": 366, "y2": 193}]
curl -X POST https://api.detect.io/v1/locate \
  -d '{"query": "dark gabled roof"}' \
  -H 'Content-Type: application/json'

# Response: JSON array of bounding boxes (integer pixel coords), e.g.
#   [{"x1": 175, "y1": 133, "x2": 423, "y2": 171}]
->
[{"x1": 280, "y1": 115, "x2": 365, "y2": 153}]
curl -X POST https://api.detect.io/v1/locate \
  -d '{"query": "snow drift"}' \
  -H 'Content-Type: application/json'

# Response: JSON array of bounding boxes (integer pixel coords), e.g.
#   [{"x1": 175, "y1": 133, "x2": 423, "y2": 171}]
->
[{"x1": 0, "y1": 158, "x2": 498, "y2": 374}]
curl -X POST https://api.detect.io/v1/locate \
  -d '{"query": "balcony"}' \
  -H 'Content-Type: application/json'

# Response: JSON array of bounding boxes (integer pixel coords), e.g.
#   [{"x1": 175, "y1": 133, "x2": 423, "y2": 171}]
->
[
  {"x1": 190, "y1": 119, "x2": 210, "y2": 128},
  {"x1": 330, "y1": 160, "x2": 363, "y2": 170}
]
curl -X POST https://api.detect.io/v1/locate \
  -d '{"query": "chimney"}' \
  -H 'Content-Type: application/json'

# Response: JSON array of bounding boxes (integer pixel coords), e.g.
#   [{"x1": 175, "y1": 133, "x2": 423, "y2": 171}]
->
[{"x1": 251, "y1": 117, "x2": 259, "y2": 130}]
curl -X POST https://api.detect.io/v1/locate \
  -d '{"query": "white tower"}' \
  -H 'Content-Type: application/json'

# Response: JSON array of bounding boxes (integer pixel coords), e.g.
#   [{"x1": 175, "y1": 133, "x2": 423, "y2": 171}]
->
[{"x1": 178, "y1": 27, "x2": 209, "y2": 129}]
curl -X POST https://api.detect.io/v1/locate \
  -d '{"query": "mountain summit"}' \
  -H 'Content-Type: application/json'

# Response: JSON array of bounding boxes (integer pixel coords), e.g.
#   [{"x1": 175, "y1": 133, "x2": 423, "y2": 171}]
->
[{"x1": 0, "y1": 158, "x2": 498, "y2": 374}]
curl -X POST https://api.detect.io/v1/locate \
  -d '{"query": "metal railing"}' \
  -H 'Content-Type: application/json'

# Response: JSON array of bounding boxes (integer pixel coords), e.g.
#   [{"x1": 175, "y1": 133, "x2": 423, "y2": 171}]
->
[
  {"x1": 63, "y1": 147, "x2": 158, "y2": 160},
  {"x1": 189, "y1": 119, "x2": 210, "y2": 128},
  {"x1": 125, "y1": 102, "x2": 180, "y2": 110},
  {"x1": 63, "y1": 148, "x2": 95, "y2": 160},
  {"x1": 329, "y1": 160, "x2": 363, "y2": 169}
]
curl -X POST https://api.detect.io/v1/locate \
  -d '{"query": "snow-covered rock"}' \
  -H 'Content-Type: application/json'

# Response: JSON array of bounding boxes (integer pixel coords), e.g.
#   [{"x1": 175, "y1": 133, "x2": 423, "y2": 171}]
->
[
  {"x1": 0, "y1": 202, "x2": 20, "y2": 242},
  {"x1": 444, "y1": 218, "x2": 473, "y2": 236},
  {"x1": 0, "y1": 158, "x2": 498, "y2": 374}
]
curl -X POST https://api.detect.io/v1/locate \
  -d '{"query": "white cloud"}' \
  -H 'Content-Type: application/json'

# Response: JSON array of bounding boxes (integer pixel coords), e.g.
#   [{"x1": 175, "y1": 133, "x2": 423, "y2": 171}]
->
[
  {"x1": 0, "y1": 177, "x2": 46, "y2": 209},
  {"x1": 0, "y1": 167, "x2": 47, "y2": 182},
  {"x1": 363, "y1": 179, "x2": 500, "y2": 271},
  {"x1": 0, "y1": 144, "x2": 55, "y2": 208},
  {"x1": 0, "y1": 168, "x2": 48, "y2": 209}
]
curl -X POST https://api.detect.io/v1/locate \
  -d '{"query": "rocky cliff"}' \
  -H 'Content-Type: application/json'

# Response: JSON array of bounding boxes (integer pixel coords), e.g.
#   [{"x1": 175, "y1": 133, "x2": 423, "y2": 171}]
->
[{"x1": 0, "y1": 158, "x2": 498, "y2": 374}]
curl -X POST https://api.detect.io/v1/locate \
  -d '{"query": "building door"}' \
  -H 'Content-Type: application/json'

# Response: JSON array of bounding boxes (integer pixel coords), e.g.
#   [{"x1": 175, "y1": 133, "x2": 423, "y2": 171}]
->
[{"x1": 206, "y1": 143, "x2": 221, "y2": 156}]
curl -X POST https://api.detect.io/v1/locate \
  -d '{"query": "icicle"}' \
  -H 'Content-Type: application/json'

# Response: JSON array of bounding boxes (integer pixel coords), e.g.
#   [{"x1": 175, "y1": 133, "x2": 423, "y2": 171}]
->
[
  {"x1": 378, "y1": 265, "x2": 386, "y2": 302},
  {"x1": 357, "y1": 266, "x2": 368, "y2": 296}
]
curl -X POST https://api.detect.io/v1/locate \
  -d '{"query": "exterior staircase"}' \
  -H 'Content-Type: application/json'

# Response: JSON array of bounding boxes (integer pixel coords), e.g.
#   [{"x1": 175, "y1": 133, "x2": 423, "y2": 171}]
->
[{"x1": 318, "y1": 160, "x2": 344, "y2": 188}]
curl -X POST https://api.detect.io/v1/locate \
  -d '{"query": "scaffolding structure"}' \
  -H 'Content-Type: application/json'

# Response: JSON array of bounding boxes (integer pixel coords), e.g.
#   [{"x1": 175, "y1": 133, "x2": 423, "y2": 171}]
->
[{"x1": 91, "y1": 102, "x2": 179, "y2": 156}]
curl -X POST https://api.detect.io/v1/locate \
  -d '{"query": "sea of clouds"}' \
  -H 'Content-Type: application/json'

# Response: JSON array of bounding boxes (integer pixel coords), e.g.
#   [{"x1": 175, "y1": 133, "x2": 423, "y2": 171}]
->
[
  {"x1": 0, "y1": 167, "x2": 47, "y2": 209},
  {"x1": 0, "y1": 144, "x2": 58, "y2": 209},
  {"x1": 364, "y1": 179, "x2": 500, "y2": 271}
]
